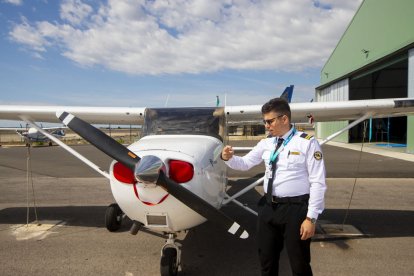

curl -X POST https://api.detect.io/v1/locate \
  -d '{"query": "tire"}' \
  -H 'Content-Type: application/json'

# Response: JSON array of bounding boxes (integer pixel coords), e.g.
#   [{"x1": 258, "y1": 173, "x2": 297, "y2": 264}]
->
[
  {"x1": 105, "y1": 203, "x2": 123, "y2": 232},
  {"x1": 160, "y1": 248, "x2": 178, "y2": 276}
]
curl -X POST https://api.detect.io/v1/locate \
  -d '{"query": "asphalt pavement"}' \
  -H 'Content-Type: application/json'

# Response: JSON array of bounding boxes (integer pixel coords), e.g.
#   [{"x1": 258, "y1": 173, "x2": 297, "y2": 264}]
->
[{"x1": 0, "y1": 143, "x2": 413, "y2": 275}]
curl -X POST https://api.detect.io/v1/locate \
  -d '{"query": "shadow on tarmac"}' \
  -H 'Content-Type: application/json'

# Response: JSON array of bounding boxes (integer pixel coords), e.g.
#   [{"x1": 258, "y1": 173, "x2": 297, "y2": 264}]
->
[
  {"x1": 320, "y1": 209, "x2": 414, "y2": 239},
  {"x1": 1, "y1": 177, "x2": 413, "y2": 275}
]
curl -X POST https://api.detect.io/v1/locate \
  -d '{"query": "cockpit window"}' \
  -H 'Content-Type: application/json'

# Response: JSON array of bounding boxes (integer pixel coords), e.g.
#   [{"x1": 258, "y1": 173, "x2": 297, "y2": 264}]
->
[{"x1": 143, "y1": 107, "x2": 225, "y2": 141}]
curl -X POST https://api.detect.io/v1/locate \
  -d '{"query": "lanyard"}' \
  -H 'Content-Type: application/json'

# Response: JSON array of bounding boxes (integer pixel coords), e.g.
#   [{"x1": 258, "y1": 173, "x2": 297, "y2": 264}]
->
[{"x1": 269, "y1": 128, "x2": 296, "y2": 165}]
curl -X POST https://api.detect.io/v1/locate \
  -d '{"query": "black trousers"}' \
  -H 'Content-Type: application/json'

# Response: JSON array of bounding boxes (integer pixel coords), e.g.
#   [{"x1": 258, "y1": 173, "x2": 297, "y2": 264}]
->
[{"x1": 257, "y1": 196, "x2": 312, "y2": 276}]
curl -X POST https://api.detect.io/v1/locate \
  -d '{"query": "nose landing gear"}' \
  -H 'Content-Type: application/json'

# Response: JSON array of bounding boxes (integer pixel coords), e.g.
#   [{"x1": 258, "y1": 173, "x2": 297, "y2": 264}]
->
[
  {"x1": 160, "y1": 233, "x2": 181, "y2": 276},
  {"x1": 105, "y1": 204, "x2": 181, "y2": 275}
]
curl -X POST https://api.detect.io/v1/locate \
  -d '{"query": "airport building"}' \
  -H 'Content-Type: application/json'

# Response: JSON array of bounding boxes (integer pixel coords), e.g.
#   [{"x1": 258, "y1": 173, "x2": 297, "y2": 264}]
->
[{"x1": 316, "y1": 0, "x2": 414, "y2": 153}]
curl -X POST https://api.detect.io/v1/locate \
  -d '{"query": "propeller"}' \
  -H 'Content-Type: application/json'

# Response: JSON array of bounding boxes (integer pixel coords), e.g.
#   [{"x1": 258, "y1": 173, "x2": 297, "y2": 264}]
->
[{"x1": 56, "y1": 111, "x2": 248, "y2": 239}]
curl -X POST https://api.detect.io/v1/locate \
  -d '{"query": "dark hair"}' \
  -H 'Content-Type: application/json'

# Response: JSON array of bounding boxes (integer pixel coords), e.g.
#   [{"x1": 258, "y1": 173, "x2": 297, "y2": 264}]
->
[{"x1": 261, "y1": 98, "x2": 291, "y2": 121}]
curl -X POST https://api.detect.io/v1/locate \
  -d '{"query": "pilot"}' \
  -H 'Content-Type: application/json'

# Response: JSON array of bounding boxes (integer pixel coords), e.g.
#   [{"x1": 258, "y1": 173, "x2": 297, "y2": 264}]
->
[{"x1": 221, "y1": 98, "x2": 326, "y2": 276}]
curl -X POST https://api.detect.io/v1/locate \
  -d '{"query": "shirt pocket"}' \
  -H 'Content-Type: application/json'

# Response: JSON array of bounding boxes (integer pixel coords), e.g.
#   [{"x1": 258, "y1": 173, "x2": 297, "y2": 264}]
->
[{"x1": 287, "y1": 149, "x2": 306, "y2": 169}]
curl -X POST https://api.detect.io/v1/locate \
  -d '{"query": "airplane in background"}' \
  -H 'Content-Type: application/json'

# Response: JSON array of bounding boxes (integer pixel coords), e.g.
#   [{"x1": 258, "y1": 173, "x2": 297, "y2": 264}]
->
[
  {"x1": 279, "y1": 84, "x2": 294, "y2": 103},
  {"x1": 0, "y1": 125, "x2": 66, "y2": 146},
  {"x1": 0, "y1": 96, "x2": 413, "y2": 275}
]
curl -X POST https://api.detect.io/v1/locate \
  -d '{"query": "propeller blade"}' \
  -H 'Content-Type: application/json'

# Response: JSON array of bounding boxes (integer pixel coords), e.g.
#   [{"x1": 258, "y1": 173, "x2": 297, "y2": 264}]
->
[
  {"x1": 157, "y1": 171, "x2": 249, "y2": 239},
  {"x1": 56, "y1": 111, "x2": 139, "y2": 169},
  {"x1": 57, "y1": 111, "x2": 248, "y2": 239}
]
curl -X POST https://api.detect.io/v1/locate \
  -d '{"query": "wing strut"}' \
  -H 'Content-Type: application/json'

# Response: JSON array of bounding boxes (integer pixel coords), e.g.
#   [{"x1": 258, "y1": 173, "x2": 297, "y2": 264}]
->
[
  {"x1": 19, "y1": 117, "x2": 110, "y2": 179},
  {"x1": 319, "y1": 112, "x2": 373, "y2": 146},
  {"x1": 222, "y1": 177, "x2": 265, "y2": 216}
]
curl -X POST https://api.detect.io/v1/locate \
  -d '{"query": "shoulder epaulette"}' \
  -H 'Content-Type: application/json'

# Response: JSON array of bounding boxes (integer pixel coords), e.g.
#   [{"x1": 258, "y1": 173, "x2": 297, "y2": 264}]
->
[{"x1": 300, "y1": 133, "x2": 313, "y2": 140}]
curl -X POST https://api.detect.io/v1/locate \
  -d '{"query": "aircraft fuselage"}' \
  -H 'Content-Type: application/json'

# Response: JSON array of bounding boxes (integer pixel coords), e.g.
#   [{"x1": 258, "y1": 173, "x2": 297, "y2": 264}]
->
[{"x1": 109, "y1": 134, "x2": 226, "y2": 232}]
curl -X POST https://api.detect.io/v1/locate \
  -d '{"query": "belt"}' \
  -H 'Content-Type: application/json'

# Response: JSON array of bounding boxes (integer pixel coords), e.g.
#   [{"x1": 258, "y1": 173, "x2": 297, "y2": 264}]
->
[{"x1": 270, "y1": 194, "x2": 309, "y2": 204}]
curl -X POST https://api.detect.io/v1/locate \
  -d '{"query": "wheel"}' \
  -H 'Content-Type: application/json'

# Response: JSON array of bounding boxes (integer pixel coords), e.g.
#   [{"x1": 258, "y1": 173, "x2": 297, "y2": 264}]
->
[
  {"x1": 160, "y1": 248, "x2": 178, "y2": 276},
  {"x1": 105, "y1": 203, "x2": 123, "y2": 232},
  {"x1": 48, "y1": 141, "x2": 53, "y2": 146}
]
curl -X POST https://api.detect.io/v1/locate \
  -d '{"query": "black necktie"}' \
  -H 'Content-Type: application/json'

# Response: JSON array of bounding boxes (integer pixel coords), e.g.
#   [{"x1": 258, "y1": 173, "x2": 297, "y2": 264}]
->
[{"x1": 266, "y1": 137, "x2": 284, "y2": 204}]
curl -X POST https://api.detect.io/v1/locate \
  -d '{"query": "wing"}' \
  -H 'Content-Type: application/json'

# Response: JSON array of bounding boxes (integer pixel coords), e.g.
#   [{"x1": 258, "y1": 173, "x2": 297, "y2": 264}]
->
[
  {"x1": 42, "y1": 126, "x2": 68, "y2": 130},
  {"x1": 1, "y1": 98, "x2": 413, "y2": 125},
  {"x1": 0, "y1": 127, "x2": 26, "y2": 131},
  {"x1": 0, "y1": 106, "x2": 146, "y2": 125},
  {"x1": 225, "y1": 98, "x2": 414, "y2": 123}
]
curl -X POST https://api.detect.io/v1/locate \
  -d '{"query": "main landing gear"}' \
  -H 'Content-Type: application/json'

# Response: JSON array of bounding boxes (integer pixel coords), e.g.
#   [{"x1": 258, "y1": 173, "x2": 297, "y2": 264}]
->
[
  {"x1": 105, "y1": 203, "x2": 124, "y2": 232},
  {"x1": 160, "y1": 233, "x2": 181, "y2": 276}
]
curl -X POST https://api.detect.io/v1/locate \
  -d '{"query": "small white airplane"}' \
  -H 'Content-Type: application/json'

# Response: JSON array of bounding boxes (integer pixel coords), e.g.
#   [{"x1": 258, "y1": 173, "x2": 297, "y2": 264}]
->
[
  {"x1": 0, "y1": 125, "x2": 66, "y2": 146},
  {"x1": 0, "y1": 96, "x2": 413, "y2": 275}
]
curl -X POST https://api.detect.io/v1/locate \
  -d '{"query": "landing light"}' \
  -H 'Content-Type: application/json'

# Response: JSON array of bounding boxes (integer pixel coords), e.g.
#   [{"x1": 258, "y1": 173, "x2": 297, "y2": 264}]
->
[{"x1": 168, "y1": 160, "x2": 194, "y2": 183}]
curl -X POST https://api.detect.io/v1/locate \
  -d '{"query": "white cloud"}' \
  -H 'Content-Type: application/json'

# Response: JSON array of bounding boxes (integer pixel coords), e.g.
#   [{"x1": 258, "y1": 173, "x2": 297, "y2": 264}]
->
[
  {"x1": 9, "y1": 0, "x2": 363, "y2": 75},
  {"x1": 9, "y1": 17, "x2": 49, "y2": 52},
  {"x1": 2, "y1": 0, "x2": 23, "y2": 5},
  {"x1": 60, "y1": 0, "x2": 93, "y2": 26}
]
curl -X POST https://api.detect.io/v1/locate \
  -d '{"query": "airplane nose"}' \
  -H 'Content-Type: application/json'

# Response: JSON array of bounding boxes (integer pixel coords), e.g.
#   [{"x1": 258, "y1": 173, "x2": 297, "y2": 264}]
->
[{"x1": 134, "y1": 155, "x2": 166, "y2": 184}]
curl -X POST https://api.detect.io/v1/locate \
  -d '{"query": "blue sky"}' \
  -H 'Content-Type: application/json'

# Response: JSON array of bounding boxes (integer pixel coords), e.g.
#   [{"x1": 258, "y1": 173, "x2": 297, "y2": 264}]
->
[{"x1": 0, "y1": 0, "x2": 362, "y2": 110}]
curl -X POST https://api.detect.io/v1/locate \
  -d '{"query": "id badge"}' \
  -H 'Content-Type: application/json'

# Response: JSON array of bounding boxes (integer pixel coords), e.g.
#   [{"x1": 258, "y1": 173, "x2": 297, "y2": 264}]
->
[{"x1": 265, "y1": 164, "x2": 273, "y2": 179}]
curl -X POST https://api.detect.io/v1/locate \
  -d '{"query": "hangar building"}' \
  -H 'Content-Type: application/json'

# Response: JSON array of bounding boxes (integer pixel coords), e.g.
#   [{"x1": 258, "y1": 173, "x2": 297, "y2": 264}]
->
[{"x1": 316, "y1": 0, "x2": 414, "y2": 153}]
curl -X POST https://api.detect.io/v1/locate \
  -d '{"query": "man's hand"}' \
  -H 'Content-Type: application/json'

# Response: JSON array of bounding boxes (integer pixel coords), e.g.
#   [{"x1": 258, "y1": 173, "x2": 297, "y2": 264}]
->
[
  {"x1": 300, "y1": 219, "x2": 316, "y2": 240},
  {"x1": 221, "y1": 145, "x2": 234, "y2": 161}
]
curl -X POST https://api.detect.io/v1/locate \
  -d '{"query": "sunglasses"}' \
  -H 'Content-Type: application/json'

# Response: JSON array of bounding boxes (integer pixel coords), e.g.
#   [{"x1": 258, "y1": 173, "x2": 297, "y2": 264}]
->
[{"x1": 263, "y1": 114, "x2": 284, "y2": 125}]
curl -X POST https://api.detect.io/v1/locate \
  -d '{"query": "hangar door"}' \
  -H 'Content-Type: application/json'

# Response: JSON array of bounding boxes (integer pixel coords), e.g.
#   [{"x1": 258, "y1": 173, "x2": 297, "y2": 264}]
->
[{"x1": 348, "y1": 56, "x2": 408, "y2": 144}]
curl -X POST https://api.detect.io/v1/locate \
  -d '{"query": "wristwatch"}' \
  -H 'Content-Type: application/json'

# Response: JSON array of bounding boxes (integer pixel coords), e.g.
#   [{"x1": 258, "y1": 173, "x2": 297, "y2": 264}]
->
[{"x1": 306, "y1": 217, "x2": 317, "y2": 224}]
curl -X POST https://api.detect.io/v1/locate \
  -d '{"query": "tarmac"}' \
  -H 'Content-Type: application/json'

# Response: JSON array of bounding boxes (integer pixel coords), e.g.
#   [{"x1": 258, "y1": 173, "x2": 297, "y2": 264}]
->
[{"x1": 0, "y1": 142, "x2": 413, "y2": 275}]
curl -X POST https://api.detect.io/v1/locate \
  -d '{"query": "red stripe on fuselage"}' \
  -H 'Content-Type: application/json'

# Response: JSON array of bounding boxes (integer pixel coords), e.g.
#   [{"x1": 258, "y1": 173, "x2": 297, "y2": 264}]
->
[{"x1": 133, "y1": 184, "x2": 169, "y2": 206}]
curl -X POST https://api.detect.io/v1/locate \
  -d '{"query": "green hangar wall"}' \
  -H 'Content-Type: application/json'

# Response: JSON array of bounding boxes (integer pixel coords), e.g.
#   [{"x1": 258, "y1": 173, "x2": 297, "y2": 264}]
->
[{"x1": 316, "y1": 0, "x2": 414, "y2": 153}]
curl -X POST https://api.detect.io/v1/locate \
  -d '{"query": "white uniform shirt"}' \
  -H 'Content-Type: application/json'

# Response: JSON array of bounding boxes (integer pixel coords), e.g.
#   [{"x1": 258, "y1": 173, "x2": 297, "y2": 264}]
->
[{"x1": 225, "y1": 127, "x2": 327, "y2": 219}]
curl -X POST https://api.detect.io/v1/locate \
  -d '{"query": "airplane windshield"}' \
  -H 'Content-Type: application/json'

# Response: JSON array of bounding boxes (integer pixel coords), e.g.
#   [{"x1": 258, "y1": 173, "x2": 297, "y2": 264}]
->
[{"x1": 143, "y1": 107, "x2": 225, "y2": 141}]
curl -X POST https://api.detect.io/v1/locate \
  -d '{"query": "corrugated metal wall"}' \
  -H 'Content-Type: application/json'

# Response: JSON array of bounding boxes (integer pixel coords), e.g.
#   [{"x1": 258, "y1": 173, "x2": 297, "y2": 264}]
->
[{"x1": 316, "y1": 79, "x2": 349, "y2": 142}]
